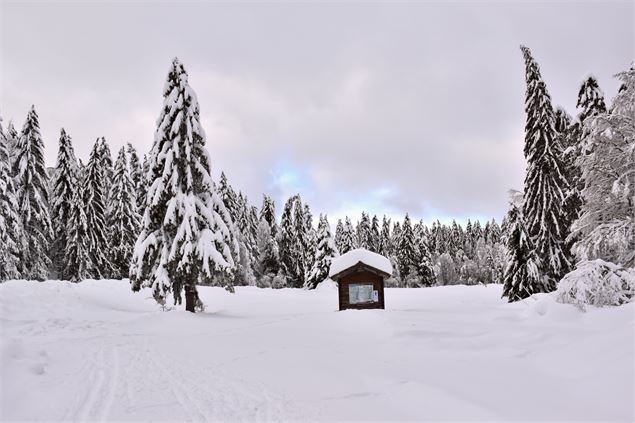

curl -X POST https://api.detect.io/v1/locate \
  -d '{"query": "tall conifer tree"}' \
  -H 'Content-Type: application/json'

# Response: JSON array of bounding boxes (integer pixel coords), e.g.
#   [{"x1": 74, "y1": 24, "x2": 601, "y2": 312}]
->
[
  {"x1": 577, "y1": 76, "x2": 607, "y2": 126},
  {"x1": 130, "y1": 58, "x2": 236, "y2": 311},
  {"x1": 109, "y1": 147, "x2": 140, "y2": 278},
  {"x1": 13, "y1": 106, "x2": 52, "y2": 280},
  {"x1": 340, "y1": 216, "x2": 357, "y2": 254},
  {"x1": 278, "y1": 195, "x2": 296, "y2": 284},
  {"x1": 50, "y1": 128, "x2": 78, "y2": 278},
  {"x1": 259, "y1": 194, "x2": 277, "y2": 236},
  {"x1": 378, "y1": 215, "x2": 392, "y2": 257},
  {"x1": 0, "y1": 116, "x2": 22, "y2": 280},
  {"x1": 305, "y1": 214, "x2": 339, "y2": 289},
  {"x1": 397, "y1": 214, "x2": 420, "y2": 285},
  {"x1": 64, "y1": 170, "x2": 91, "y2": 282},
  {"x1": 572, "y1": 68, "x2": 635, "y2": 266},
  {"x1": 127, "y1": 143, "x2": 144, "y2": 215},
  {"x1": 520, "y1": 45, "x2": 571, "y2": 291},
  {"x1": 292, "y1": 195, "x2": 307, "y2": 287},
  {"x1": 502, "y1": 192, "x2": 542, "y2": 301},
  {"x1": 5, "y1": 121, "x2": 19, "y2": 168},
  {"x1": 356, "y1": 212, "x2": 372, "y2": 250},
  {"x1": 84, "y1": 139, "x2": 113, "y2": 278}
]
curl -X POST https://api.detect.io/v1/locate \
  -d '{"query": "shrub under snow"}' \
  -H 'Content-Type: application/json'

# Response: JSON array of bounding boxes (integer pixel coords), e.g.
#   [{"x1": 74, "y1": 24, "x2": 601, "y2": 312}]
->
[{"x1": 556, "y1": 259, "x2": 635, "y2": 309}]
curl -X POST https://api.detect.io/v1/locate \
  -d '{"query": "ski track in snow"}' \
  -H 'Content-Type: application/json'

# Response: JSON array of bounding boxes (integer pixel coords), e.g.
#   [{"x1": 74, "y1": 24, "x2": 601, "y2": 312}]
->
[{"x1": 58, "y1": 336, "x2": 301, "y2": 422}]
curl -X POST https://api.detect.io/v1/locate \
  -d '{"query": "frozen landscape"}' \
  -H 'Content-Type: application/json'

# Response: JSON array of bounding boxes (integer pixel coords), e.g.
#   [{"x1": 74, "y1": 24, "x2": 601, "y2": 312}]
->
[
  {"x1": 1, "y1": 280, "x2": 633, "y2": 422},
  {"x1": 1, "y1": 2, "x2": 634, "y2": 422}
]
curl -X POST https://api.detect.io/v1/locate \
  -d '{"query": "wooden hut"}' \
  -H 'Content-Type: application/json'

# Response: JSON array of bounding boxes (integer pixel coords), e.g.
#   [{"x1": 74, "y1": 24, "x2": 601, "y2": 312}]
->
[{"x1": 328, "y1": 248, "x2": 392, "y2": 311}]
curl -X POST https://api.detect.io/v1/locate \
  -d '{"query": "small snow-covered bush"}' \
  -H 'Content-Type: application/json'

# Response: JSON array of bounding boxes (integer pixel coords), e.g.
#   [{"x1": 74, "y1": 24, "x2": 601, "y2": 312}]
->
[
  {"x1": 271, "y1": 271, "x2": 288, "y2": 289},
  {"x1": 556, "y1": 260, "x2": 635, "y2": 309},
  {"x1": 256, "y1": 273, "x2": 274, "y2": 288}
]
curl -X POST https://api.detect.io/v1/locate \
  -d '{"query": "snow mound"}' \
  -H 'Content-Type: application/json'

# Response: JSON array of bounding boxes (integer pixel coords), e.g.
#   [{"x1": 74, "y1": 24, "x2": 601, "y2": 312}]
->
[
  {"x1": 315, "y1": 278, "x2": 338, "y2": 291},
  {"x1": 556, "y1": 259, "x2": 635, "y2": 309},
  {"x1": 329, "y1": 248, "x2": 392, "y2": 278}
]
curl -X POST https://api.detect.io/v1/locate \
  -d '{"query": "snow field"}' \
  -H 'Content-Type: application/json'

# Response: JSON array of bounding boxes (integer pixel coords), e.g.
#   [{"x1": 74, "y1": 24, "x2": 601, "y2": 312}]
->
[{"x1": 1, "y1": 280, "x2": 633, "y2": 421}]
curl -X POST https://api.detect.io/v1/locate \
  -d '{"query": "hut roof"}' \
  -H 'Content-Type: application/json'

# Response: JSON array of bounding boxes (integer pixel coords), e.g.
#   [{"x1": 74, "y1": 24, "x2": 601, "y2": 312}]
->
[{"x1": 329, "y1": 248, "x2": 392, "y2": 279}]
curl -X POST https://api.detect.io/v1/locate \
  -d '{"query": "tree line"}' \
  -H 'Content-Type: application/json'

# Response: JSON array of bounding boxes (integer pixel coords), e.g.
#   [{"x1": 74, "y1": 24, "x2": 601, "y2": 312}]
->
[
  {"x1": 0, "y1": 58, "x2": 505, "y2": 297},
  {"x1": 1, "y1": 50, "x2": 632, "y2": 310},
  {"x1": 0, "y1": 103, "x2": 504, "y2": 292}
]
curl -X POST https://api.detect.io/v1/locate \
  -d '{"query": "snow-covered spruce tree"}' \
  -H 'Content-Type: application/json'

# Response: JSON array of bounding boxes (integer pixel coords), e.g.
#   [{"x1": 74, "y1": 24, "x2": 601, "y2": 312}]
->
[
  {"x1": 429, "y1": 220, "x2": 442, "y2": 257},
  {"x1": 370, "y1": 215, "x2": 380, "y2": 253},
  {"x1": 340, "y1": 216, "x2": 357, "y2": 254},
  {"x1": 139, "y1": 153, "x2": 150, "y2": 211},
  {"x1": 502, "y1": 191, "x2": 543, "y2": 301},
  {"x1": 278, "y1": 195, "x2": 296, "y2": 285},
  {"x1": 571, "y1": 67, "x2": 635, "y2": 266},
  {"x1": 562, "y1": 78, "x2": 608, "y2": 253},
  {"x1": 259, "y1": 194, "x2": 277, "y2": 237},
  {"x1": 334, "y1": 218, "x2": 344, "y2": 253},
  {"x1": 218, "y1": 171, "x2": 239, "y2": 223},
  {"x1": 415, "y1": 220, "x2": 436, "y2": 286},
  {"x1": 305, "y1": 214, "x2": 339, "y2": 289},
  {"x1": 392, "y1": 220, "x2": 402, "y2": 248},
  {"x1": 577, "y1": 76, "x2": 607, "y2": 128},
  {"x1": 231, "y1": 194, "x2": 257, "y2": 286},
  {"x1": 234, "y1": 194, "x2": 257, "y2": 281},
  {"x1": 255, "y1": 219, "x2": 280, "y2": 285},
  {"x1": 303, "y1": 203, "x2": 317, "y2": 282},
  {"x1": 464, "y1": 220, "x2": 474, "y2": 259},
  {"x1": 101, "y1": 138, "x2": 118, "y2": 239},
  {"x1": 50, "y1": 128, "x2": 78, "y2": 278},
  {"x1": 130, "y1": 58, "x2": 236, "y2": 311},
  {"x1": 248, "y1": 205, "x2": 260, "y2": 251},
  {"x1": 356, "y1": 212, "x2": 372, "y2": 250},
  {"x1": 83, "y1": 139, "x2": 114, "y2": 278},
  {"x1": 378, "y1": 215, "x2": 392, "y2": 257},
  {"x1": 396, "y1": 214, "x2": 420, "y2": 287},
  {"x1": 448, "y1": 220, "x2": 463, "y2": 257},
  {"x1": 554, "y1": 106, "x2": 583, "y2": 260},
  {"x1": 12, "y1": 106, "x2": 53, "y2": 280},
  {"x1": 0, "y1": 116, "x2": 23, "y2": 280},
  {"x1": 566, "y1": 71, "x2": 613, "y2": 238},
  {"x1": 474, "y1": 220, "x2": 484, "y2": 242},
  {"x1": 98, "y1": 137, "x2": 114, "y2": 190},
  {"x1": 5, "y1": 121, "x2": 18, "y2": 165},
  {"x1": 520, "y1": 45, "x2": 571, "y2": 290},
  {"x1": 292, "y1": 195, "x2": 307, "y2": 288},
  {"x1": 108, "y1": 147, "x2": 140, "y2": 279},
  {"x1": 127, "y1": 143, "x2": 144, "y2": 215},
  {"x1": 64, "y1": 169, "x2": 92, "y2": 282},
  {"x1": 234, "y1": 231, "x2": 256, "y2": 286}
]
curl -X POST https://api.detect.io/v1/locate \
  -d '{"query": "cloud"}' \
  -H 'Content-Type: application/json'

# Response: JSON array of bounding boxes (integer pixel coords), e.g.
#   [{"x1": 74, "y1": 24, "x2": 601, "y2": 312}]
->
[{"x1": 1, "y1": 1, "x2": 632, "y2": 226}]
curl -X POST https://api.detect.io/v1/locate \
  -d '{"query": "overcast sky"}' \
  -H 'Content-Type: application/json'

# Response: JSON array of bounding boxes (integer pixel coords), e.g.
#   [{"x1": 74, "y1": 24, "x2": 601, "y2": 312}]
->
[{"x1": 1, "y1": 1, "x2": 633, "y2": 225}]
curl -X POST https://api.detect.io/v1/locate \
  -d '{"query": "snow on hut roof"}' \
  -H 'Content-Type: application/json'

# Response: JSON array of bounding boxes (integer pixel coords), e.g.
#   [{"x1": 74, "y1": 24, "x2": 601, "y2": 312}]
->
[{"x1": 329, "y1": 248, "x2": 393, "y2": 278}]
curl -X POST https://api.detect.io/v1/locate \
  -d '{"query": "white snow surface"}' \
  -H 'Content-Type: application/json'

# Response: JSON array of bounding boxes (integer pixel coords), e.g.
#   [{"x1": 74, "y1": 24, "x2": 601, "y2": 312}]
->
[
  {"x1": 1, "y1": 280, "x2": 633, "y2": 421},
  {"x1": 329, "y1": 248, "x2": 392, "y2": 277}
]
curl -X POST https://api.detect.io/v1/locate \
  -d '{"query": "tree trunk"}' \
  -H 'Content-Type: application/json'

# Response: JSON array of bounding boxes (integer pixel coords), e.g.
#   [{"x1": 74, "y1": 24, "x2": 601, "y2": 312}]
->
[{"x1": 185, "y1": 285, "x2": 197, "y2": 313}]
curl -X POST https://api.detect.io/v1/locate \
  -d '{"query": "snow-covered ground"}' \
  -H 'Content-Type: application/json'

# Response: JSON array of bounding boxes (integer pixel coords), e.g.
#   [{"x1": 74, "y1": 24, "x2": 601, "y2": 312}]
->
[{"x1": 1, "y1": 280, "x2": 633, "y2": 422}]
